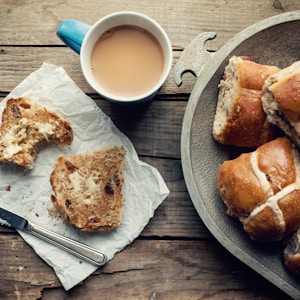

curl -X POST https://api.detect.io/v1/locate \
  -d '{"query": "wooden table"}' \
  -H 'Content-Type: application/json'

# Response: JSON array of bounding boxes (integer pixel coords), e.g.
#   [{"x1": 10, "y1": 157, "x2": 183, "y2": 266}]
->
[{"x1": 1, "y1": 1, "x2": 300, "y2": 299}]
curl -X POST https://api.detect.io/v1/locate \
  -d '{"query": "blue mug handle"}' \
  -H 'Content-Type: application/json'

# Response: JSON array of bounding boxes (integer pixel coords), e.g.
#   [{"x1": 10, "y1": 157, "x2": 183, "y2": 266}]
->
[{"x1": 56, "y1": 19, "x2": 91, "y2": 54}]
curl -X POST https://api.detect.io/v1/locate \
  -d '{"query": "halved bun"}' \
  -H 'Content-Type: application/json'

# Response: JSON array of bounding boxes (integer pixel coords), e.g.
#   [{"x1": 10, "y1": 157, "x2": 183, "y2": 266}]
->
[
  {"x1": 262, "y1": 61, "x2": 300, "y2": 148},
  {"x1": 50, "y1": 146, "x2": 126, "y2": 232},
  {"x1": 213, "y1": 56, "x2": 281, "y2": 148},
  {"x1": 0, "y1": 97, "x2": 73, "y2": 169}
]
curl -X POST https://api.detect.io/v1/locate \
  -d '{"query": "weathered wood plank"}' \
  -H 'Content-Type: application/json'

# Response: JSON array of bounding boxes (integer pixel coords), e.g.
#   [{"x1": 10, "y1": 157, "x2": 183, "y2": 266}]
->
[
  {"x1": 1, "y1": 0, "x2": 298, "y2": 49},
  {"x1": 0, "y1": 93, "x2": 189, "y2": 160},
  {"x1": 95, "y1": 98, "x2": 186, "y2": 159},
  {"x1": 0, "y1": 234, "x2": 59, "y2": 299},
  {"x1": 138, "y1": 156, "x2": 210, "y2": 238},
  {"x1": 0, "y1": 235, "x2": 292, "y2": 300}
]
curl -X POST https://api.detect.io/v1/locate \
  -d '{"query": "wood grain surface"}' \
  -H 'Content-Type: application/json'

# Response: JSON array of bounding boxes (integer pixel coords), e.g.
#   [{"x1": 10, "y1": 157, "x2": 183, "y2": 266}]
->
[{"x1": 0, "y1": 1, "x2": 300, "y2": 299}]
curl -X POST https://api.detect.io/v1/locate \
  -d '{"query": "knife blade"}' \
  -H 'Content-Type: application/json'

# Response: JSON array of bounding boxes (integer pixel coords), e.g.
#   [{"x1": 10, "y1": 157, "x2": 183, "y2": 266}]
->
[{"x1": 0, "y1": 207, "x2": 107, "y2": 266}]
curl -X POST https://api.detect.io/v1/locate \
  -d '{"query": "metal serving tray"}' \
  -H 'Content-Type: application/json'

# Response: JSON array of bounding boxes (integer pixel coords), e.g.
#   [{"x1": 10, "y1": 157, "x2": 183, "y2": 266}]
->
[{"x1": 176, "y1": 11, "x2": 300, "y2": 299}]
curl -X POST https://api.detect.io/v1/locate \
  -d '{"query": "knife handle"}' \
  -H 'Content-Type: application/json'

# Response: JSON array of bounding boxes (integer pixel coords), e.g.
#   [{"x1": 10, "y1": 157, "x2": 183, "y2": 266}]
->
[{"x1": 26, "y1": 221, "x2": 107, "y2": 266}]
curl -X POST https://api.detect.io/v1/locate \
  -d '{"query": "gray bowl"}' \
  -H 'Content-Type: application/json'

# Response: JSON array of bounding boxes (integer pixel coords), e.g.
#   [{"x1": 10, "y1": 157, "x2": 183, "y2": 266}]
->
[{"x1": 176, "y1": 11, "x2": 300, "y2": 299}]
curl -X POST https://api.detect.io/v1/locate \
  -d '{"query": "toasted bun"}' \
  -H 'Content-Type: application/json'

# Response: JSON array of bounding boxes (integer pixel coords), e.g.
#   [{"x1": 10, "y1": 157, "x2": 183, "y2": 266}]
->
[
  {"x1": 262, "y1": 61, "x2": 300, "y2": 148},
  {"x1": 217, "y1": 136, "x2": 300, "y2": 242},
  {"x1": 213, "y1": 56, "x2": 281, "y2": 148},
  {"x1": 0, "y1": 97, "x2": 73, "y2": 169},
  {"x1": 50, "y1": 146, "x2": 126, "y2": 232}
]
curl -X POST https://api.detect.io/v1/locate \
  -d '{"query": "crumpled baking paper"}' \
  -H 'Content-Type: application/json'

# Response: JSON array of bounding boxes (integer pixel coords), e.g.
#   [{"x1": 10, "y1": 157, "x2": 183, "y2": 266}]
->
[{"x1": 0, "y1": 63, "x2": 169, "y2": 290}]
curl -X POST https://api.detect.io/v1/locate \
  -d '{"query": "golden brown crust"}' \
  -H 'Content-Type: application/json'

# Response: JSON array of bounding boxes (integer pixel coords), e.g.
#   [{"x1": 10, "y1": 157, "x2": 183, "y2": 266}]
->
[
  {"x1": 238, "y1": 59, "x2": 281, "y2": 90},
  {"x1": 269, "y1": 73, "x2": 300, "y2": 122},
  {"x1": 217, "y1": 152, "x2": 266, "y2": 218},
  {"x1": 262, "y1": 61, "x2": 300, "y2": 148},
  {"x1": 257, "y1": 136, "x2": 296, "y2": 193},
  {"x1": 213, "y1": 56, "x2": 281, "y2": 148},
  {"x1": 243, "y1": 206, "x2": 283, "y2": 242},
  {"x1": 284, "y1": 228, "x2": 300, "y2": 275},
  {"x1": 50, "y1": 146, "x2": 126, "y2": 232},
  {"x1": 217, "y1": 137, "x2": 300, "y2": 242},
  {"x1": 0, "y1": 97, "x2": 73, "y2": 169},
  {"x1": 217, "y1": 89, "x2": 279, "y2": 147},
  {"x1": 285, "y1": 255, "x2": 300, "y2": 275}
]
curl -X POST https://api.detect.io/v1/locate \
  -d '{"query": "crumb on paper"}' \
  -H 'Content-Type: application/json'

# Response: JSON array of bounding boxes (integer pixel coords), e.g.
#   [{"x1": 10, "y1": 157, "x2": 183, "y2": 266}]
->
[{"x1": 48, "y1": 203, "x2": 61, "y2": 219}]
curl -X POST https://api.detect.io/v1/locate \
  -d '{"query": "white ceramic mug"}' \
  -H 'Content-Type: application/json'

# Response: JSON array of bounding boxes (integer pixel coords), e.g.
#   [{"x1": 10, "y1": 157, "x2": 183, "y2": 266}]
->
[{"x1": 56, "y1": 11, "x2": 173, "y2": 104}]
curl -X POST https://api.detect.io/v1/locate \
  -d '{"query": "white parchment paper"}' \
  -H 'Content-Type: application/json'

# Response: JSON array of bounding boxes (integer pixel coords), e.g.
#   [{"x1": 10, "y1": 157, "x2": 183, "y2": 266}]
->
[{"x1": 0, "y1": 63, "x2": 169, "y2": 290}]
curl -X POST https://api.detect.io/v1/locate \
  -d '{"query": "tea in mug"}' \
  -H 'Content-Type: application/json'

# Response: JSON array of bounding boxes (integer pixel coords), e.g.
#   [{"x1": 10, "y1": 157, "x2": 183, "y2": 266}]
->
[{"x1": 91, "y1": 25, "x2": 164, "y2": 97}]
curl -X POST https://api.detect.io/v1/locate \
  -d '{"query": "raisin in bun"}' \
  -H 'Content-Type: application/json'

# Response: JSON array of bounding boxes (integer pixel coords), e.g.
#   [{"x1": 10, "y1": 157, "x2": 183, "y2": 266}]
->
[
  {"x1": 213, "y1": 56, "x2": 281, "y2": 148},
  {"x1": 217, "y1": 136, "x2": 300, "y2": 242}
]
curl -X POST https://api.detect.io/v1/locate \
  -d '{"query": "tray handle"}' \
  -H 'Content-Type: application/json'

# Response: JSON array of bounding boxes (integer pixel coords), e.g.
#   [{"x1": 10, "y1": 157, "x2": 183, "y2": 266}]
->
[{"x1": 174, "y1": 32, "x2": 217, "y2": 86}]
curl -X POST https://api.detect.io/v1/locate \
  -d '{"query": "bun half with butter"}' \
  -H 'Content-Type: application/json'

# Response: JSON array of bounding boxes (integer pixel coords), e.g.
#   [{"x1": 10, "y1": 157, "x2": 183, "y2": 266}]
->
[
  {"x1": 213, "y1": 56, "x2": 281, "y2": 148},
  {"x1": 217, "y1": 136, "x2": 300, "y2": 242},
  {"x1": 0, "y1": 97, "x2": 73, "y2": 169},
  {"x1": 50, "y1": 146, "x2": 126, "y2": 232}
]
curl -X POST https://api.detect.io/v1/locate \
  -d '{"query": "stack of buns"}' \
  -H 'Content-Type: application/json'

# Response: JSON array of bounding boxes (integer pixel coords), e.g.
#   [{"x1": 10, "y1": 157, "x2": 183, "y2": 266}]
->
[{"x1": 214, "y1": 57, "x2": 300, "y2": 275}]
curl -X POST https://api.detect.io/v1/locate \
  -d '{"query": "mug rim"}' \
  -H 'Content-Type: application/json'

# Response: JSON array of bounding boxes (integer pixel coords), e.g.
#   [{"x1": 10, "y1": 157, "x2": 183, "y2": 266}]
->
[{"x1": 80, "y1": 11, "x2": 173, "y2": 103}]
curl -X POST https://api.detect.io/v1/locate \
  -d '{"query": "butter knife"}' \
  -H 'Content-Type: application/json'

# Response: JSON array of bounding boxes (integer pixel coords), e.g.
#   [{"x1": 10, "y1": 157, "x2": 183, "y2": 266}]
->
[{"x1": 0, "y1": 207, "x2": 107, "y2": 266}]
